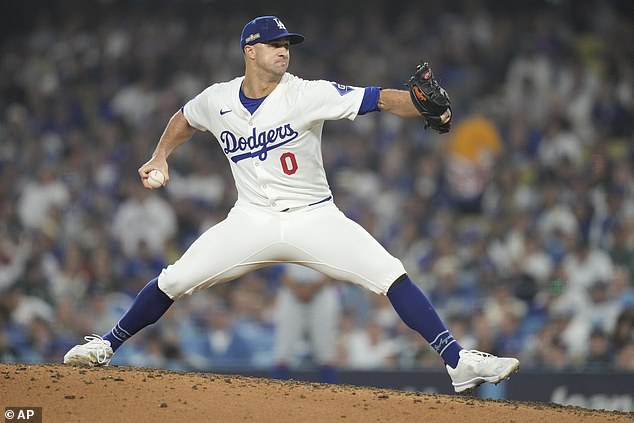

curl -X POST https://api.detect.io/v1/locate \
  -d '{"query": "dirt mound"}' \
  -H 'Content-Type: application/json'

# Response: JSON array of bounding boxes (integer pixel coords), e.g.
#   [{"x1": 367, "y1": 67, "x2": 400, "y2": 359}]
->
[{"x1": 1, "y1": 363, "x2": 631, "y2": 422}]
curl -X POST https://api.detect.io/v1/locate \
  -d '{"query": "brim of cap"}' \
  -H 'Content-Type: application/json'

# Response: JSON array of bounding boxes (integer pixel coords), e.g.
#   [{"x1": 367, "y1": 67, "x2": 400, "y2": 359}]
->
[
  {"x1": 259, "y1": 33, "x2": 304, "y2": 44},
  {"x1": 242, "y1": 32, "x2": 305, "y2": 49},
  {"x1": 286, "y1": 33, "x2": 305, "y2": 44},
  {"x1": 264, "y1": 32, "x2": 304, "y2": 45}
]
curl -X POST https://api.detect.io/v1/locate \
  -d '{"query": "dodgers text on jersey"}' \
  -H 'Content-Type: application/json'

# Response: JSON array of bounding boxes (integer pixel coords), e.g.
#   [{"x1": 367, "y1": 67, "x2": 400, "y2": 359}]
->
[{"x1": 220, "y1": 124, "x2": 299, "y2": 163}]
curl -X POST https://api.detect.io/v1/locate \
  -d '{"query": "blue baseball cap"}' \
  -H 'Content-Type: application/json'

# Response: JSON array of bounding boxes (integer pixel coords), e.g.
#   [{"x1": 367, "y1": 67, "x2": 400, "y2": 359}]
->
[{"x1": 240, "y1": 16, "x2": 304, "y2": 50}]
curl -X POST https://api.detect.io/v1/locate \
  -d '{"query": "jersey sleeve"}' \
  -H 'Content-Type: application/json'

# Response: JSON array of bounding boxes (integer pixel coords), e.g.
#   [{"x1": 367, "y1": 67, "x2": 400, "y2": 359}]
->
[
  {"x1": 301, "y1": 80, "x2": 366, "y2": 122},
  {"x1": 358, "y1": 87, "x2": 381, "y2": 115},
  {"x1": 182, "y1": 86, "x2": 214, "y2": 131}
]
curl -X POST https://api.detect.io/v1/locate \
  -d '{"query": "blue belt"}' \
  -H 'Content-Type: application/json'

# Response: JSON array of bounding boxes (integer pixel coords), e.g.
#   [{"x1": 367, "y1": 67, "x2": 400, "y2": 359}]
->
[{"x1": 281, "y1": 196, "x2": 332, "y2": 212}]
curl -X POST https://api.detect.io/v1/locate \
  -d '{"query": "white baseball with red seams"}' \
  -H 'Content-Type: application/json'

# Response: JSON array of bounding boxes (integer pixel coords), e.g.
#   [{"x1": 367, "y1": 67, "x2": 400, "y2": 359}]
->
[
  {"x1": 156, "y1": 73, "x2": 405, "y2": 300},
  {"x1": 147, "y1": 169, "x2": 165, "y2": 188}
]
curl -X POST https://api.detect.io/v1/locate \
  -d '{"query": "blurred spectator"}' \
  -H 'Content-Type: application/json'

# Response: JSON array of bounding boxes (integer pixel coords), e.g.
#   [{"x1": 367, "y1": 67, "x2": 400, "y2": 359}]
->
[
  {"x1": 127, "y1": 328, "x2": 184, "y2": 370},
  {"x1": 8, "y1": 282, "x2": 55, "y2": 327},
  {"x1": 272, "y1": 265, "x2": 342, "y2": 383},
  {"x1": 121, "y1": 240, "x2": 168, "y2": 295},
  {"x1": 504, "y1": 44, "x2": 551, "y2": 127},
  {"x1": 529, "y1": 313, "x2": 575, "y2": 371},
  {"x1": 17, "y1": 167, "x2": 70, "y2": 230},
  {"x1": 612, "y1": 307, "x2": 634, "y2": 355},
  {"x1": 483, "y1": 283, "x2": 527, "y2": 334},
  {"x1": 562, "y1": 237, "x2": 614, "y2": 294},
  {"x1": 537, "y1": 118, "x2": 584, "y2": 170},
  {"x1": 614, "y1": 340, "x2": 634, "y2": 371},
  {"x1": 111, "y1": 184, "x2": 177, "y2": 258},
  {"x1": 341, "y1": 319, "x2": 400, "y2": 370},
  {"x1": 585, "y1": 328, "x2": 613, "y2": 371},
  {"x1": 0, "y1": 223, "x2": 31, "y2": 291},
  {"x1": 517, "y1": 237, "x2": 554, "y2": 288},
  {"x1": 607, "y1": 227, "x2": 634, "y2": 278},
  {"x1": 471, "y1": 310, "x2": 496, "y2": 355},
  {"x1": 443, "y1": 115, "x2": 502, "y2": 214},
  {"x1": 612, "y1": 266, "x2": 634, "y2": 307},
  {"x1": 494, "y1": 311, "x2": 524, "y2": 358},
  {"x1": 227, "y1": 275, "x2": 276, "y2": 369},
  {"x1": 537, "y1": 185, "x2": 577, "y2": 241},
  {"x1": 47, "y1": 243, "x2": 90, "y2": 306},
  {"x1": 184, "y1": 302, "x2": 253, "y2": 370},
  {"x1": 560, "y1": 279, "x2": 622, "y2": 360},
  {"x1": 428, "y1": 255, "x2": 479, "y2": 319}
]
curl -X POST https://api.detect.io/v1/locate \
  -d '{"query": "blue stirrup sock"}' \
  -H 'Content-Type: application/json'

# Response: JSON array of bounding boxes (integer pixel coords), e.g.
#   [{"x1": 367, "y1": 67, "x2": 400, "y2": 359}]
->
[
  {"x1": 103, "y1": 277, "x2": 174, "y2": 351},
  {"x1": 387, "y1": 275, "x2": 463, "y2": 368}
]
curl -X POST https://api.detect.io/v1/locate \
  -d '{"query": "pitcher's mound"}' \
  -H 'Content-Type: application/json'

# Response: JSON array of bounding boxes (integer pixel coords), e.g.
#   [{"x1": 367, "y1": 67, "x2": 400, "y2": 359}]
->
[{"x1": 1, "y1": 364, "x2": 631, "y2": 422}]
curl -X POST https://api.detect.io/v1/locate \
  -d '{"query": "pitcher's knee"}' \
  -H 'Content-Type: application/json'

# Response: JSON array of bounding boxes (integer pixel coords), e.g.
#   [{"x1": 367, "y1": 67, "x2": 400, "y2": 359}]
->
[
  {"x1": 157, "y1": 273, "x2": 186, "y2": 300},
  {"x1": 387, "y1": 273, "x2": 409, "y2": 294},
  {"x1": 373, "y1": 259, "x2": 407, "y2": 294}
]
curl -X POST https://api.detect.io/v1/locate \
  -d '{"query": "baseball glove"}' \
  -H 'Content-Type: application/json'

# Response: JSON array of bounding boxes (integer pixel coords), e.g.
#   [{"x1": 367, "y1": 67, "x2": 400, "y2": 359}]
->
[{"x1": 407, "y1": 62, "x2": 452, "y2": 134}]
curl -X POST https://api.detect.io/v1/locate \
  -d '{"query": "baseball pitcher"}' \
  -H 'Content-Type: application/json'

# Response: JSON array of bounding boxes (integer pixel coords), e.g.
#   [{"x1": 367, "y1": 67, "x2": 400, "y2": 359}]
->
[{"x1": 64, "y1": 15, "x2": 519, "y2": 393}]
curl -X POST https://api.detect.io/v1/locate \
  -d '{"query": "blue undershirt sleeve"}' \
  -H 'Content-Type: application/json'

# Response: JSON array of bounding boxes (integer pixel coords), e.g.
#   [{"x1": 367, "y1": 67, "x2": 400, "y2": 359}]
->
[{"x1": 358, "y1": 86, "x2": 381, "y2": 115}]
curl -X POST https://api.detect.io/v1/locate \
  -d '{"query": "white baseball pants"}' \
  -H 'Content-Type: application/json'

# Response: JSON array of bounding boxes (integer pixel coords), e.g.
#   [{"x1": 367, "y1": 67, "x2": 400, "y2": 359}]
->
[{"x1": 157, "y1": 201, "x2": 406, "y2": 299}]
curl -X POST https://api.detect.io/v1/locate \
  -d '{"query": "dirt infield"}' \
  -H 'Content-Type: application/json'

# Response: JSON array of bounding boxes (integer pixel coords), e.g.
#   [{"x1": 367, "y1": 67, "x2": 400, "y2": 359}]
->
[{"x1": 1, "y1": 363, "x2": 632, "y2": 423}]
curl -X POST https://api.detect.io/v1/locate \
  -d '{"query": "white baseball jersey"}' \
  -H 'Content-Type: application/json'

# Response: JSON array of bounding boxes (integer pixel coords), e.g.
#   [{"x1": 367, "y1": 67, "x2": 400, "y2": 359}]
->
[
  {"x1": 183, "y1": 73, "x2": 364, "y2": 211},
  {"x1": 158, "y1": 72, "x2": 406, "y2": 300}
]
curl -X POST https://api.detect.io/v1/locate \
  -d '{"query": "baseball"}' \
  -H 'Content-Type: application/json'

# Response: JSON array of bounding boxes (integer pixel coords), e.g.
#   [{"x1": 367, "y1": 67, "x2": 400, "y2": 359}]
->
[{"x1": 147, "y1": 169, "x2": 165, "y2": 188}]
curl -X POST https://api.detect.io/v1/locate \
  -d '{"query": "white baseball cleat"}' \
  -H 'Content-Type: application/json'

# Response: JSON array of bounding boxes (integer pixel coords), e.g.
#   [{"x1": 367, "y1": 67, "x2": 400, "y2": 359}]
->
[
  {"x1": 64, "y1": 335, "x2": 113, "y2": 367},
  {"x1": 446, "y1": 349, "x2": 520, "y2": 393}
]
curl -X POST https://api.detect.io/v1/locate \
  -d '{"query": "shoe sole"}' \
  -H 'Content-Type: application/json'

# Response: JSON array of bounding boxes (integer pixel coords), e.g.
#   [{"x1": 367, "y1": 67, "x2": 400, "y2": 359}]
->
[
  {"x1": 64, "y1": 351, "x2": 109, "y2": 368},
  {"x1": 453, "y1": 360, "x2": 520, "y2": 393}
]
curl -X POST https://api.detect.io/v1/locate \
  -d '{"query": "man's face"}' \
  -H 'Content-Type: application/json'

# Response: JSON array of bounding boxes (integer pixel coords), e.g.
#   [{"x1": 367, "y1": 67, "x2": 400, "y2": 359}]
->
[{"x1": 252, "y1": 37, "x2": 291, "y2": 78}]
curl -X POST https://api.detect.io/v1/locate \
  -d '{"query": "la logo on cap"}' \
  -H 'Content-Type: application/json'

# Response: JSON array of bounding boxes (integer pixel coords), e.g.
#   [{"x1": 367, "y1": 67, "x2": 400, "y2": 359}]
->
[{"x1": 273, "y1": 18, "x2": 286, "y2": 30}]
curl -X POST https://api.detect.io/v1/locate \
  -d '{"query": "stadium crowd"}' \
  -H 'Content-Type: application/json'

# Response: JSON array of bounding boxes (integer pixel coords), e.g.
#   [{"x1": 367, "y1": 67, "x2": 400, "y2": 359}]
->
[{"x1": 0, "y1": 0, "x2": 633, "y2": 374}]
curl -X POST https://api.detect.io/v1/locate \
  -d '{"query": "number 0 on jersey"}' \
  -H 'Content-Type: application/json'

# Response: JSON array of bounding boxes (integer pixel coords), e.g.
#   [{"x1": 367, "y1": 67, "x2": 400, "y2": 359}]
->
[{"x1": 280, "y1": 152, "x2": 298, "y2": 175}]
